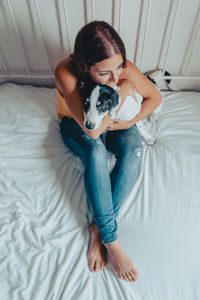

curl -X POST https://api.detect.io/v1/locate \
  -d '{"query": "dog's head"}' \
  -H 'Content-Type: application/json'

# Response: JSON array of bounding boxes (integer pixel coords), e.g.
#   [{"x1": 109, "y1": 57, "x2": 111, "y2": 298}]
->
[{"x1": 80, "y1": 80, "x2": 119, "y2": 130}]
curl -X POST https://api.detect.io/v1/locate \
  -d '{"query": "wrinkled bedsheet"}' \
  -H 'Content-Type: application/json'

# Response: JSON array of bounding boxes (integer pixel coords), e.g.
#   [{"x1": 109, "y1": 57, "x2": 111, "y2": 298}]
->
[{"x1": 0, "y1": 83, "x2": 200, "y2": 300}]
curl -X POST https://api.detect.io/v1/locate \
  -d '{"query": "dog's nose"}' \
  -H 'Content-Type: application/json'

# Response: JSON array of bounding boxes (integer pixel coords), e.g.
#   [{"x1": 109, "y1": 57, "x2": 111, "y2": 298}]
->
[{"x1": 85, "y1": 121, "x2": 95, "y2": 130}]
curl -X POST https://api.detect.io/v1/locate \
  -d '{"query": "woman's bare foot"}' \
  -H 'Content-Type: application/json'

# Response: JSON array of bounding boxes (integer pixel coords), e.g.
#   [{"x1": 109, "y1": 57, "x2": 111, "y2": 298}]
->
[
  {"x1": 104, "y1": 240, "x2": 138, "y2": 281},
  {"x1": 88, "y1": 222, "x2": 107, "y2": 272}
]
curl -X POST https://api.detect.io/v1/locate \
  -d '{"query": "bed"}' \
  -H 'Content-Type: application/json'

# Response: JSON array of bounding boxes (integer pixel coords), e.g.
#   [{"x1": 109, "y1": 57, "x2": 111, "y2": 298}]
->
[
  {"x1": 0, "y1": 0, "x2": 200, "y2": 299},
  {"x1": 0, "y1": 82, "x2": 200, "y2": 300}
]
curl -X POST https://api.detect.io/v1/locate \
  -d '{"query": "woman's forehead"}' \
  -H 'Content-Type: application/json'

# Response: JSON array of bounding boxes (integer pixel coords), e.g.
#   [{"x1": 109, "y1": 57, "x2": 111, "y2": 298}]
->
[{"x1": 92, "y1": 54, "x2": 123, "y2": 71}]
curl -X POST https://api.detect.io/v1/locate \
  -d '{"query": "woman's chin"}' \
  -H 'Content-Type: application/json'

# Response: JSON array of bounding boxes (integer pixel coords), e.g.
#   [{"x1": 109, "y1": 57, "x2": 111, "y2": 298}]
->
[{"x1": 106, "y1": 82, "x2": 116, "y2": 88}]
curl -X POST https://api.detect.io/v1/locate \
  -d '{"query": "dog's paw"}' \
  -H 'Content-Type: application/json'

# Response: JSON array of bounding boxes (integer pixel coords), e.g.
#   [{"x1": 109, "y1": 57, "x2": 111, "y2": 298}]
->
[{"x1": 144, "y1": 137, "x2": 156, "y2": 146}]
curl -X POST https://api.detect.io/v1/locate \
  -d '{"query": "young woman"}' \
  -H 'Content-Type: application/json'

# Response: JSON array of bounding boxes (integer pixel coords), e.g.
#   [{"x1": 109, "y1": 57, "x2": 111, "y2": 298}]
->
[{"x1": 54, "y1": 21, "x2": 162, "y2": 282}]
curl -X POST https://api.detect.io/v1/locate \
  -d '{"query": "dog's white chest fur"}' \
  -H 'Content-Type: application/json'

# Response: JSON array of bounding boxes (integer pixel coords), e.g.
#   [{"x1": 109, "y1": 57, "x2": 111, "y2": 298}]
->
[
  {"x1": 110, "y1": 85, "x2": 162, "y2": 145},
  {"x1": 115, "y1": 93, "x2": 143, "y2": 121}
]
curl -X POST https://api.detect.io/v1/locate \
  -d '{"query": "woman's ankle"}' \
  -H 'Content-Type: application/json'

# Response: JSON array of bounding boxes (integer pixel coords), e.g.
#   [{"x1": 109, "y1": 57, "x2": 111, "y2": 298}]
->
[{"x1": 89, "y1": 221, "x2": 100, "y2": 233}]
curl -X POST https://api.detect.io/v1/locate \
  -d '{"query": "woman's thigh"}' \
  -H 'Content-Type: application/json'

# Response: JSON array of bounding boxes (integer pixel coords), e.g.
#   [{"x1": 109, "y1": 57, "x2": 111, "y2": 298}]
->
[
  {"x1": 105, "y1": 125, "x2": 142, "y2": 157},
  {"x1": 59, "y1": 117, "x2": 107, "y2": 162}
]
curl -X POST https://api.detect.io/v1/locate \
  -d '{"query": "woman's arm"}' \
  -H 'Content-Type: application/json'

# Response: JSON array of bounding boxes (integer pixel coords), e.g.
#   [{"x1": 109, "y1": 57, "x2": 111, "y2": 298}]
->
[
  {"x1": 54, "y1": 60, "x2": 113, "y2": 139},
  {"x1": 108, "y1": 60, "x2": 162, "y2": 130}
]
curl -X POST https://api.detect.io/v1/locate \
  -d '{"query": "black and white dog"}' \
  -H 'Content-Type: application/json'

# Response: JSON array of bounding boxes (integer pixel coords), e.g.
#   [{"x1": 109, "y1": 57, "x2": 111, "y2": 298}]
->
[{"x1": 80, "y1": 71, "x2": 172, "y2": 145}]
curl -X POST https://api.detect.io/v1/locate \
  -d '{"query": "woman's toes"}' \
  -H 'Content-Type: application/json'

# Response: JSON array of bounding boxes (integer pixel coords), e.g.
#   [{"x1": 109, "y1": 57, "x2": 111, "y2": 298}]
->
[
  {"x1": 126, "y1": 272, "x2": 134, "y2": 281},
  {"x1": 119, "y1": 272, "x2": 127, "y2": 281},
  {"x1": 100, "y1": 262, "x2": 104, "y2": 270},
  {"x1": 122, "y1": 273, "x2": 129, "y2": 281},
  {"x1": 125, "y1": 272, "x2": 132, "y2": 281},
  {"x1": 89, "y1": 259, "x2": 95, "y2": 272},
  {"x1": 118, "y1": 273, "x2": 124, "y2": 280},
  {"x1": 94, "y1": 261, "x2": 98, "y2": 272},
  {"x1": 89, "y1": 264, "x2": 94, "y2": 272},
  {"x1": 130, "y1": 271, "x2": 137, "y2": 281},
  {"x1": 132, "y1": 269, "x2": 138, "y2": 281},
  {"x1": 95, "y1": 261, "x2": 101, "y2": 272}
]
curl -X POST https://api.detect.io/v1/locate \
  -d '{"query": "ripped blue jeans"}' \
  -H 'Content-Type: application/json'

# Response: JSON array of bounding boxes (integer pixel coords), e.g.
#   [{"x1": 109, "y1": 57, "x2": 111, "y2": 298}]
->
[{"x1": 60, "y1": 117, "x2": 142, "y2": 244}]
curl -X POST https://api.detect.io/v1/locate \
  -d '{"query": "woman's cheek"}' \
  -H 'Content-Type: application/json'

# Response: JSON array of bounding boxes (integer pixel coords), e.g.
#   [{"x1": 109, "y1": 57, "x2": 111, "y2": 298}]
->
[
  {"x1": 98, "y1": 76, "x2": 109, "y2": 85},
  {"x1": 89, "y1": 73, "x2": 105, "y2": 84}
]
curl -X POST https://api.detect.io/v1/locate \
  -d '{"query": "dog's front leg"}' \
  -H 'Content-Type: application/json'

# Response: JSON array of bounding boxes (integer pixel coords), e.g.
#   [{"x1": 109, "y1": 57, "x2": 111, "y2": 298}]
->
[
  {"x1": 109, "y1": 95, "x2": 121, "y2": 119},
  {"x1": 137, "y1": 121, "x2": 156, "y2": 146}
]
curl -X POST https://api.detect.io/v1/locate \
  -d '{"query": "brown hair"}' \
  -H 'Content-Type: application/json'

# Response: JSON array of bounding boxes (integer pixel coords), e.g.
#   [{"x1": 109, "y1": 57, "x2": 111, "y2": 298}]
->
[{"x1": 70, "y1": 20, "x2": 127, "y2": 81}]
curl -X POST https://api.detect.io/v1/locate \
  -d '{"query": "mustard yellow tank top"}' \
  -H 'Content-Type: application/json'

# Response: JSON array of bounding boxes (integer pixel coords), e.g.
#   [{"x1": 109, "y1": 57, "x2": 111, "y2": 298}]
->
[{"x1": 56, "y1": 88, "x2": 73, "y2": 119}]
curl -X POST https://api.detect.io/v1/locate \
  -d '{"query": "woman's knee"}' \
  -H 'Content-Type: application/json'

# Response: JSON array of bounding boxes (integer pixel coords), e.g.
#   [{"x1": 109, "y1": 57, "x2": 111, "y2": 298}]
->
[
  {"x1": 60, "y1": 120, "x2": 107, "y2": 162},
  {"x1": 86, "y1": 137, "x2": 107, "y2": 161},
  {"x1": 123, "y1": 141, "x2": 142, "y2": 162}
]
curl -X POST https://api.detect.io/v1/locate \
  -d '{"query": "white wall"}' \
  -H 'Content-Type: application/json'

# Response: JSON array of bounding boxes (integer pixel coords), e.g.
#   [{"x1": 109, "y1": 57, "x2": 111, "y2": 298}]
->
[{"x1": 0, "y1": 0, "x2": 200, "y2": 88}]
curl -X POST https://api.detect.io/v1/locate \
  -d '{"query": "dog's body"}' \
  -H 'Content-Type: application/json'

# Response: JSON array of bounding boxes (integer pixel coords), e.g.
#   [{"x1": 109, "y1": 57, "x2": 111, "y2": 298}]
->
[
  {"x1": 114, "y1": 89, "x2": 161, "y2": 145},
  {"x1": 80, "y1": 74, "x2": 164, "y2": 145}
]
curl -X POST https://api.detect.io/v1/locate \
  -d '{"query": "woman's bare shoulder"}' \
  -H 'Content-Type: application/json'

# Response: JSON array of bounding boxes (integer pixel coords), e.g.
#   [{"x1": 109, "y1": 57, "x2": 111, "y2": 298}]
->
[
  {"x1": 55, "y1": 56, "x2": 73, "y2": 71},
  {"x1": 54, "y1": 56, "x2": 78, "y2": 95},
  {"x1": 55, "y1": 56, "x2": 77, "y2": 79},
  {"x1": 120, "y1": 59, "x2": 162, "y2": 99}
]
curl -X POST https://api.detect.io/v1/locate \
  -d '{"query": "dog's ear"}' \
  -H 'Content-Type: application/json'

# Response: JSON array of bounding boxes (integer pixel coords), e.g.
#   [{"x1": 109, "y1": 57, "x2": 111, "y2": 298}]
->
[
  {"x1": 80, "y1": 79, "x2": 98, "y2": 99},
  {"x1": 110, "y1": 89, "x2": 119, "y2": 109},
  {"x1": 108, "y1": 89, "x2": 120, "y2": 118},
  {"x1": 100, "y1": 85, "x2": 119, "y2": 108}
]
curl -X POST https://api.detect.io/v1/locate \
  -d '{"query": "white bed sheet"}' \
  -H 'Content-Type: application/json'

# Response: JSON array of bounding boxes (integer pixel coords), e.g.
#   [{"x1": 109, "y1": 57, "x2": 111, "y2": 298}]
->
[{"x1": 0, "y1": 83, "x2": 200, "y2": 300}]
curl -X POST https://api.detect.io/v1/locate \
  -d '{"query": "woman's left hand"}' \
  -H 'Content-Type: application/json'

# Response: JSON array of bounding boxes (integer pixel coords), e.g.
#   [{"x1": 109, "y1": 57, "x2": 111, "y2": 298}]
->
[{"x1": 107, "y1": 118, "x2": 133, "y2": 130}]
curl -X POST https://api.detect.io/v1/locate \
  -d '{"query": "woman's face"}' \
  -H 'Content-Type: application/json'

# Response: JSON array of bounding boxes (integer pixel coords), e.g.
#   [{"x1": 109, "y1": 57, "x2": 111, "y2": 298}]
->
[{"x1": 88, "y1": 53, "x2": 123, "y2": 88}]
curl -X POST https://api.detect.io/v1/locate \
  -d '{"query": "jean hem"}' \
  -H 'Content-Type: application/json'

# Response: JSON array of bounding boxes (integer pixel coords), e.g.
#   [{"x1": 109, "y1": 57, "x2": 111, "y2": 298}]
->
[{"x1": 102, "y1": 236, "x2": 118, "y2": 245}]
